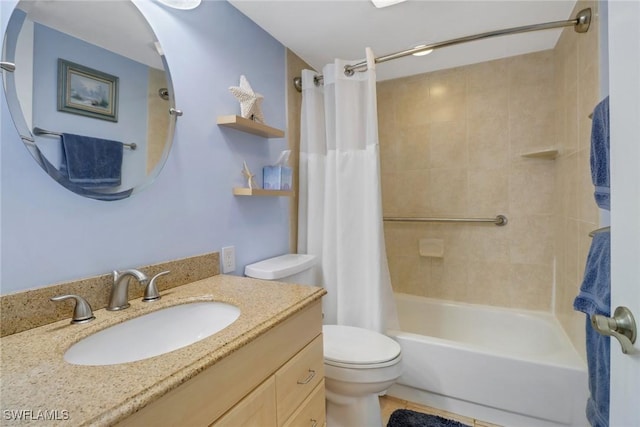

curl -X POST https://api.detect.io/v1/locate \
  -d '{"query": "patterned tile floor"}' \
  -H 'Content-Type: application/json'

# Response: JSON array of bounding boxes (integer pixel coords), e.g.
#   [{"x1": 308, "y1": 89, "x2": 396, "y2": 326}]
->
[{"x1": 380, "y1": 395, "x2": 502, "y2": 427}]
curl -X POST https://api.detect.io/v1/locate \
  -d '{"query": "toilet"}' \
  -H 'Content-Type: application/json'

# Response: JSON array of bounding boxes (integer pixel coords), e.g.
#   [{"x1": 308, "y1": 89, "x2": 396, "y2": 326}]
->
[{"x1": 245, "y1": 254, "x2": 402, "y2": 427}]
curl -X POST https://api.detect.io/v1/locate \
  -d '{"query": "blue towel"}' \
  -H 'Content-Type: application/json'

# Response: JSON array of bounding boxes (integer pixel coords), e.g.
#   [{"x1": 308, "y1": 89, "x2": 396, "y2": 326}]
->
[
  {"x1": 574, "y1": 231, "x2": 611, "y2": 317},
  {"x1": 574, "y1": 231, "x2": 610, "y2": 427},
  {"x1": 36, "y1": 147, "x2": 132, "y2": 201},
  {"x1": 590, "y1": 97, "x2": 610, "y2": 210},
  {"x1": 59, "y1": 133, "x2": 123, "y2": 188}
]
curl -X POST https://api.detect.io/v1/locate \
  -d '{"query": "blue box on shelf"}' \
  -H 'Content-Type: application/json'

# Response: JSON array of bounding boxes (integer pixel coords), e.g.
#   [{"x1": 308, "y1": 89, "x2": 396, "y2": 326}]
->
[{"x1": 263, "y1": 166, "x2": 292, "y2": 190}]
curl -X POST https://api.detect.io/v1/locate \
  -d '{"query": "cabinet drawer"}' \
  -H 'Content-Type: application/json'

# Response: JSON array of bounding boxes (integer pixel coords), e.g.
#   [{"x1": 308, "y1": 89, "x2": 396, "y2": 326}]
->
[
  {"x1": 276, "y1": 334, "x2": 324, "y2": 425},
  {"x1": 282, "y1": 380, "x2": 326, "y2": 427},
  {"x1": 211, "y1": 377, "x2": 276, "y2": 427}
]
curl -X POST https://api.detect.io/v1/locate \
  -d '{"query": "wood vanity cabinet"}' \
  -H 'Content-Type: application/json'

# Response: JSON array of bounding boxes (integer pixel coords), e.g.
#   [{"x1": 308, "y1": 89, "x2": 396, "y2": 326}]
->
[{"x1": 117, "y1": 300, "x2": 325, "y2": 427}]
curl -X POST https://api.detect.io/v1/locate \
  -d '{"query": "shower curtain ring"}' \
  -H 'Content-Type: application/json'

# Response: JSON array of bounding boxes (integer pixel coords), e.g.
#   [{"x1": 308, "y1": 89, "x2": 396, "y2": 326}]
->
[{"x1": 343, "y1": 66, "x2": 355, "y2": 77}]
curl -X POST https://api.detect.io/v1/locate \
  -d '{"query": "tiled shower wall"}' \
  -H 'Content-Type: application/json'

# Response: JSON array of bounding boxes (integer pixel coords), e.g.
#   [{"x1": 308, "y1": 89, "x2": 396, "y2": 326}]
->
[
  {"x1": 379, "y1": 0, "x2": 599, "y2": 356},
  {"x1": 379, "y1": 50, "x2": 558, "y2": 311}
]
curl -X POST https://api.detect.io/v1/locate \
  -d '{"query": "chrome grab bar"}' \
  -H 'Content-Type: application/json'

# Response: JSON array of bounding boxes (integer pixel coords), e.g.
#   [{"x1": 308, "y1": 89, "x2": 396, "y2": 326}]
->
[{"x1": 383, "y1": 215, "x2": 507, "y2": 226}]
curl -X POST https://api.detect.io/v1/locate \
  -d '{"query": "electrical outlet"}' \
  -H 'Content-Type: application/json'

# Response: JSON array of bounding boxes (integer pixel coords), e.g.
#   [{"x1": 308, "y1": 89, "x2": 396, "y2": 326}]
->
[{"x1": 221, "y1": 246, "x2": 236, "y2": 273}]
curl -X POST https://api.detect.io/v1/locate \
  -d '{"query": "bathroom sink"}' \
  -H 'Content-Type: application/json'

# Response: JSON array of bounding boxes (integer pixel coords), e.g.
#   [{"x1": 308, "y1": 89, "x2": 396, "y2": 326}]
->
[{"x1": 64, "y1": 302, "x2": 241, "y2": 366}]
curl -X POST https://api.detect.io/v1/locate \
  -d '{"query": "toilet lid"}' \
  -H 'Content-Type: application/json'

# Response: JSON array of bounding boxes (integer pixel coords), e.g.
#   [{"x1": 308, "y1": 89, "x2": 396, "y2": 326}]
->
[{"x1": 323, "y1": 325, "x2": 401, "y2": 366}]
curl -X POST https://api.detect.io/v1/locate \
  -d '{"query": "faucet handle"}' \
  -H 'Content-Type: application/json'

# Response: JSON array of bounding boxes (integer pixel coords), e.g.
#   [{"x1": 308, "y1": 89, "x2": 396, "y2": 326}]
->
[
  {"x1": 143, "y1": 271, "x2": 170, "y2": 302},
  {"x1": 50, "y1": 294, "x2": 95, "y2": 324}
]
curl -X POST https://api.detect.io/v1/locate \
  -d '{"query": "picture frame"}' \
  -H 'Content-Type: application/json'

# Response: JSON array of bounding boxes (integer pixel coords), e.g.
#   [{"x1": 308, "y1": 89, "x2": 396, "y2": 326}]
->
[{"x1": 57, "y1": 59, "x2": 119, "y2": 122}]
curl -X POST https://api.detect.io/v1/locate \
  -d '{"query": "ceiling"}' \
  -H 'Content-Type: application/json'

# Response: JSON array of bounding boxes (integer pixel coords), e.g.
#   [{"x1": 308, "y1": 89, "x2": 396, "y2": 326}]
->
[
  {"x1": 16, "y1": 1, "x2": 163, "y2": 69},
  {"x1": 228, "y1": 0, "x2": 579, "y2": 81}
]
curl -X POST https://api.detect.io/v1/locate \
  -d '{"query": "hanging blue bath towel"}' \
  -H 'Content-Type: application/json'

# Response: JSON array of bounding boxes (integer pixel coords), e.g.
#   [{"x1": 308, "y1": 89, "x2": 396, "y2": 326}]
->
[
  {"x1": 590, "y1": 97, "x2": 610, "y2": 210},
  {"x1": 574, "y1": 230, "x2": 610, "y2": 427}
]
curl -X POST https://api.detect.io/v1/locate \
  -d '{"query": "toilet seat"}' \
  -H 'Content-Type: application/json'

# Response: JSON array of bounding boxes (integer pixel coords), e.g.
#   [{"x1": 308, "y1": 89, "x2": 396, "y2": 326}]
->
[
  {"x1": 324, "y1": 353, "x2": 402, "y2": 369},
  {"x1": 323, "y1": 325, "x2": 401, "y2": 369}
]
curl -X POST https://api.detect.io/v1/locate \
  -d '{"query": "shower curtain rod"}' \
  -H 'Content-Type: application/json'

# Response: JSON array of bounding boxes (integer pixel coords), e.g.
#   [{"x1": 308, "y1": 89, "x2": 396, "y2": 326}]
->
[{"x1": 293, "y1": 8, "x2": 591, "y2": 92}]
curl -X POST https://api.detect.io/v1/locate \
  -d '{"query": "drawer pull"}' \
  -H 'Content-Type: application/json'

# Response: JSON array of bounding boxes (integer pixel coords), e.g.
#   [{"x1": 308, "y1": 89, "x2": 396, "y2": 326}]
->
[
  {"x1": 297, "y1": 369, "x2": 316, "y2": 385},
  {"x1": 310, "y1": 419, "x2": 318, "y2": 427}
]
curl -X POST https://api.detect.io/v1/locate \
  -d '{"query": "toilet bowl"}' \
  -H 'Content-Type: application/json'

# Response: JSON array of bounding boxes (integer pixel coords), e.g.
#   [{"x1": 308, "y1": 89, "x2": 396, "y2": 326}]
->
[
  {"x1": 323, "y1": 324, "x2": 402, "y2": 427},
  {"x1": 245, "y1": 254, "x2": 402, "y2": 427}
]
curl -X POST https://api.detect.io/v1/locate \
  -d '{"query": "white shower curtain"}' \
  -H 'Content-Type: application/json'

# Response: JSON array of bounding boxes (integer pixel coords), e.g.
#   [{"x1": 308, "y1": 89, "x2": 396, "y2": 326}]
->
[{"x1": 298, "y1": 48, "x2": 398, "y2": 333}]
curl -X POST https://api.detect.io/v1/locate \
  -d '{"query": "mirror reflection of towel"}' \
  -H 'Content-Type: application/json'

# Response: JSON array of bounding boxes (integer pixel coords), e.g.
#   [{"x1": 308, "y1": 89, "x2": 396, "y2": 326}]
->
[
  {"x1": 59, "y1": 133, "x2": 123, "y2": 188},
  {"x1": 36, "y1": 147, "x2": 132, "y2": 201}
]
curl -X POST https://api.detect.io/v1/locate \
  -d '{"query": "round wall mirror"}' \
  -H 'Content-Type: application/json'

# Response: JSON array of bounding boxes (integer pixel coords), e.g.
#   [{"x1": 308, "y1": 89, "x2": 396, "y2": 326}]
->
[{"x1": 1, "y1": 0, "x2": 177, "y2": 201}]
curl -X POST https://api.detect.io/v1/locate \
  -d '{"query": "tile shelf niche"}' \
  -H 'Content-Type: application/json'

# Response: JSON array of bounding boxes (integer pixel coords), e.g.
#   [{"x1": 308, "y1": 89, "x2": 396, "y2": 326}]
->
[
  {"x1": 217, "y1": 115, "x2": 285, "y2": 138},
  {"x1": 232, "y1": 188, "x2": 293, "y2": 197},
  {"x1": 520, "y1": 148, "x2": 559, "y2": 160}
]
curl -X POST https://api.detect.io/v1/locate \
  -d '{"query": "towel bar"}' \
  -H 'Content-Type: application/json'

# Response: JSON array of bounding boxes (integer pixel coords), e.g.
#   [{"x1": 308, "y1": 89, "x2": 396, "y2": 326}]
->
[
  {"x1": 589, "y1": 225, "x2": 610, "y2": 237},
  {"x1": 33, "y1": 127, "x2": 137, "y2": 150},
  {"x1": 20, "y1": 135, "x2": 35, "y2": 146}
]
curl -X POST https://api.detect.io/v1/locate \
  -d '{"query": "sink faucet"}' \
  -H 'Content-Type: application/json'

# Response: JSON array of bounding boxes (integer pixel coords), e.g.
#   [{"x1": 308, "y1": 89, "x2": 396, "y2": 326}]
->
[{"x1": 107, "y1": 269, "x2": 149, "y2": 311}]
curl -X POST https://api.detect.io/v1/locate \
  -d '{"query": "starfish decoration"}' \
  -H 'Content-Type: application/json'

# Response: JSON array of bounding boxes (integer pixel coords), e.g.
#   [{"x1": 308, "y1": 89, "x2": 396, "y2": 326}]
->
[
  {"x1": 229, "y1": 75, "x2": 265, "y2": 123},
  {"x1": 241, "y1": 161, "x2": 257, "y2": 189}
]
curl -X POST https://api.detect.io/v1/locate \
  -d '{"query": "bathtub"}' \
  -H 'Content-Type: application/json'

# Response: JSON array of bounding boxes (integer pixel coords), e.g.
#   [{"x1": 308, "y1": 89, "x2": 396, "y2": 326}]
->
[{"x1": 387, "y1": 293, "x2": 589, "y2": 427}]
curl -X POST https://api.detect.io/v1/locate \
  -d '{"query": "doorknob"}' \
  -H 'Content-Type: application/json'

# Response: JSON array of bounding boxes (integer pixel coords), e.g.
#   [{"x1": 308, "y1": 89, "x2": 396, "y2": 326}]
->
[{"x1": 591, "y1": 306, "x2": 637, "y2": 354}]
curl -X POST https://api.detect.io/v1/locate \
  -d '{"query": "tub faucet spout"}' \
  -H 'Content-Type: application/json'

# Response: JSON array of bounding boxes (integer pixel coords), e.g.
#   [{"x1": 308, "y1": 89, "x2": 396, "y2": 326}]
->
[{"x1": 107, "y1": 269, "x2": 149, "y2": 311}]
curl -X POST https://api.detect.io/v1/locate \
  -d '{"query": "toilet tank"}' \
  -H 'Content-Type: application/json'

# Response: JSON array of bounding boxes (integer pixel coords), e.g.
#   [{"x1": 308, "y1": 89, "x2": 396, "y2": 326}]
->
[{"x1": 244, "y1": 254, "x2": 317, "y2": 285}]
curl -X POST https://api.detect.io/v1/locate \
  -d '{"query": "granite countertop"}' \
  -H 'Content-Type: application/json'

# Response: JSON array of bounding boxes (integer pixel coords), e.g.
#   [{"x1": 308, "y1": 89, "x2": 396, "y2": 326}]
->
[{"x1": 0, "y1": 275, "x2": 325, "y2": 426}]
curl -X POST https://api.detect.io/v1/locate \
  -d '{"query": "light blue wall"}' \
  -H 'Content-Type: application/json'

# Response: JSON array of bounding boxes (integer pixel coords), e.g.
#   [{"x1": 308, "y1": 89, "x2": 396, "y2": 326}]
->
[{"x1": 0, "y1": 0, "x2": 290, "y2": 294}]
